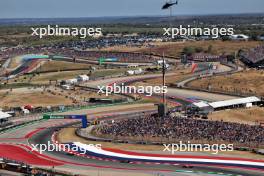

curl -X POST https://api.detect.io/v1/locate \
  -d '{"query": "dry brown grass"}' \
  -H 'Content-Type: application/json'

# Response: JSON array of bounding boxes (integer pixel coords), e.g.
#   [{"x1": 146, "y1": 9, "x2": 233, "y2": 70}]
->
[
  {"x1": 97, "y1": 42, "x2": 176, "y2": 52},
  {"x1": 138, "y1": 40, "x2": 262, "y2": 57},
  {"x1": 28, "y1": 70, "x2": 91, "y2": 84},
  {"x1": 208, "y1": 107, "x2": 264, "y2": 125},
  {"x1": 10, "y1": 68, "x2": 126, "y2": 85},
  {"x1": 146, "y1": 71, "x2": 191, "y2": 85},
  {"x1": 0, "y1": 86, "x2": 123, "y2": 108},
  {"x1": 130, "y1": 67, "x2": 191, "y2": 87},
  {"x1": 0, "y1": 90, "x2": 72, "y2": 107},
  {"x1": 96, "y1": 40, "x2": 262, "y2": 58},
  {"x1": 8, "y1": 56, "x2": 22, "y2": 69},
  {"x1": 56, "y1": 103, "x2": 155, "y2": 116},
  {"x1": 38, "y1": 60, "x2": 91, "y2": 72},
  {"x1": 189, "y1": 69, "x2": 264, "y2": 96}
]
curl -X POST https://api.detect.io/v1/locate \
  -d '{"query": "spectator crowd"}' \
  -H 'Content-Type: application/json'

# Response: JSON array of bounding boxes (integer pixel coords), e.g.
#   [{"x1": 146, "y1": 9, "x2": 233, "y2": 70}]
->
[
  {"x1": 98, "y1": 113, "x2": 264, "y2": 147},
  {"x1": 0, "y1": 39, "x2": 159, "y2": 66},
  {"x1": 241, "y1": 45, "x2": 264, "y2": 66}
]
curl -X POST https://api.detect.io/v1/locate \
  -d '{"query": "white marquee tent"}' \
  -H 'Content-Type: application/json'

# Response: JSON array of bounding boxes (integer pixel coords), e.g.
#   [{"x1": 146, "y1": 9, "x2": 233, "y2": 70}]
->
[{"x1": 0, "y1": 111, "x2": 11, "y2": 120}]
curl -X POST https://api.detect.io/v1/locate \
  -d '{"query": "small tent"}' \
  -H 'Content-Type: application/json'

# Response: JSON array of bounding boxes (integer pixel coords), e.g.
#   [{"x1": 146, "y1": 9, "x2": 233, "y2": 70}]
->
[
  {"x1": 0, "y1": 111, "x2": 11, "y2": 123},
  {"x1": 77, "y1": 75, "x2": 89, "y2": 82}
]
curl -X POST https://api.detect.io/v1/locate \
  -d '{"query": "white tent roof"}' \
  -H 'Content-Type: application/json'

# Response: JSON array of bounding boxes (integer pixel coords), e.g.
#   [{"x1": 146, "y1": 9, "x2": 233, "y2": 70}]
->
[
  {"x1": 77, "y1": 75, "x2": 89, "y2": 81},
  {"x1": 0, "y1": 111, "x2": 11, "y2": 119},
  {"x1": 78, "y1": 75, "x2": 89, "y2": 78},
  {"x1": 209, "y1": 96, "x2": 261, "y2": 109},
  {"x1": 193, "y1": 101, "x2": 210, "y2": 108}
]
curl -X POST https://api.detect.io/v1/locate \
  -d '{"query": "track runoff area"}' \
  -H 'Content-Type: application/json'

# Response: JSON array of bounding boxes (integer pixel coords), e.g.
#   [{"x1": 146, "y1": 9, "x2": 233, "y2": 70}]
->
[{"x1": 0, "y1": 70, "x2": 263, "y2": 176}]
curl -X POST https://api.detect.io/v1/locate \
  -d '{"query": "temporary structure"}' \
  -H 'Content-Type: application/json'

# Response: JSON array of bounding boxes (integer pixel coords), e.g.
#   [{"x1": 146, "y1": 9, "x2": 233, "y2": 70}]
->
[
  {"x1": 77, "y1": 75, "x2": 89, "y2": 82},
  {"x1": 0, "y1": 111, "x2": 11, "y2": 120}
]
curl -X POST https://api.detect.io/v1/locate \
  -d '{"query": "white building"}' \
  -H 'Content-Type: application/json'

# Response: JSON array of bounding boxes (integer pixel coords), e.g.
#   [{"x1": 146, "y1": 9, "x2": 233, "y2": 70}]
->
[
  {"x1": 156, "y1": 60, "x2": 167, "y2": 66},
  {"x1": 230, "y1": 34, "x2": 249, "y2": 41},
  {"x1": 0, "y1": 111, "x2": 11, "y2": 120},
  {"x1": 126, "y1": 68, "x2": 143, "y2": 75},
  {"x1": 77, "y1": 75, "x2": 89, "y2": 82},
  {"x1": 61, "y1": 84, "x2": 72, "y2": 90},
  {"x1": 192, "y1": 96, "x2": 261, "y2": 112},
  {"x1": 126, "y1": 70, "x2": 135, "y2": 75},
  {"x1": 66, "y1": 78, "x2": 78, "y2": 85},
  {"x1": 134, "y1": 68, "x2": 143, "y2": 75},
  {"x1": 155, "y1": 60, "x2": 170, "y2": 69}
]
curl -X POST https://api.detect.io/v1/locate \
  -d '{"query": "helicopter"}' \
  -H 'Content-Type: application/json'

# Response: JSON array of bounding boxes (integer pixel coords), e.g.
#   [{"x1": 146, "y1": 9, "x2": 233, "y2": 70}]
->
[{"x1": 162, "y1": 0, "x2": 179, "y2": 9}]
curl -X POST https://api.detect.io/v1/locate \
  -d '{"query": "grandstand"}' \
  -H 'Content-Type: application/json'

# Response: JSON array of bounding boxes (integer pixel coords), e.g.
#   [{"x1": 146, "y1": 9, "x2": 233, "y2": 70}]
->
[
  {"x1": 98, "y1": 112, "x2": 264, "y2": 147},
  {"x1": 240, "y1": 45, "x2": 264, "y2": 68}
]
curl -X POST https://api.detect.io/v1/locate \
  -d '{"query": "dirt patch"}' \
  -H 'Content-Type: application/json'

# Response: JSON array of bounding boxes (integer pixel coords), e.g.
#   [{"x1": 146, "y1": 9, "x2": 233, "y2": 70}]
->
[
  {"x1": 138, "y1": 40, "x2": 262, "y2": 57},
  {"x1": 7, "y1": 71, "x2": 89, "y2": 85},
  {"x1": 36, "y1": 60, "x2": 91, "y2": 72},
  {"x1": 128, "y1": 66, "x2": 191, "y2": 87},
  {"x1": 96, "y1": 41, "x2": 176, "y2": 52},
  {"x1": 208, "y1": 107, "x2": 264, "y2": 125},
  {"x1": 8, "y1": 56, "x2": 22, "y2": 69},
  {"x1": 56, "y1": 103, "x2": 155, "y2": 116},
  {"x1": 96, "y1": 41, "x2": 261, "y2": 57},
  {"x1": 9, "y1": 69, "x2": 127, "y2": 85},
  {"x1": 188, "y1": 69, "x2": 264, "y2": 96},
  {"x1": 0, "y1": 88, "x2": 73, "y2": 107}
]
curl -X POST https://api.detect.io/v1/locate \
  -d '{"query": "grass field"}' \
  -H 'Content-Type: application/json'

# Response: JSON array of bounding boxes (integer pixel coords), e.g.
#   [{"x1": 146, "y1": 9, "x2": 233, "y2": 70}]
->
[
  {"x1": 36, "y1": 60, "x2": 91, "y2": 72},
  {"x1": 7, "y1": 56, "x2": 91, "y2": 72},
  {"x1": 143, "y1": 70, "x2": 191, "y2": 85},
  {"x1": 56, "y1": 103, "x2": 155, "y2": 116},
  {"x1": 0, "y1": 85, "x2": 123, "y2": 108},
  {"x1": 139, "y1": 40, "x2": 262, "y2": 57},
  {"x1": 100, "y1": 40, "x2": 262, "y2": 58},
  {"x1": 130, "y1": 67, "x2": 192, "y2": 89},
  {"x1": 97, "y1": 41, "x2": 176, "y2": 52},
  {"x1": 8, "y1": 55, "x2": 22, "y2": 69},
  {"x1": 188, "y1": 69, "x2": 264, "y2": 96},
  {"x1": 0, "y1": 88, "x2": 73, "y2": 107},
  {"x1": 7, "y1": 68, "x2": 127, "y2": 85},
  {"x1": 208, "y1": 107, "x2": 264, "y2": 125},
  {"x1": 7, "y1": 70, "x2": 91, "y2": 85}
]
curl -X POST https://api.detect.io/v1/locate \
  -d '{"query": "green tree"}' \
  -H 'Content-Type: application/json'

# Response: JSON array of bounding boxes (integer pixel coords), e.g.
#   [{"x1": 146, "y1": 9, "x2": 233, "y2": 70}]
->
[
  {"x1": 195, "y1": 47, "x2": 204, "y2": 53},
  {"x1": 183, "y1": 47, "x2": 195, "y2": 56},
  {"x1": 207, "y1": 45, "x2": 213, "y2": 53}
]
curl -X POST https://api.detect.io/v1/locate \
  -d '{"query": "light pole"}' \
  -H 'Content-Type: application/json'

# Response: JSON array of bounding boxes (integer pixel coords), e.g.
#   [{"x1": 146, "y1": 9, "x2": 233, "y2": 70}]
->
[
  {"x1": 160, "y1": 1, "x2": 179, "y2": 117},
  {"x1": 162, "y1": 52, "x2": 166, "y2": 107}
]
